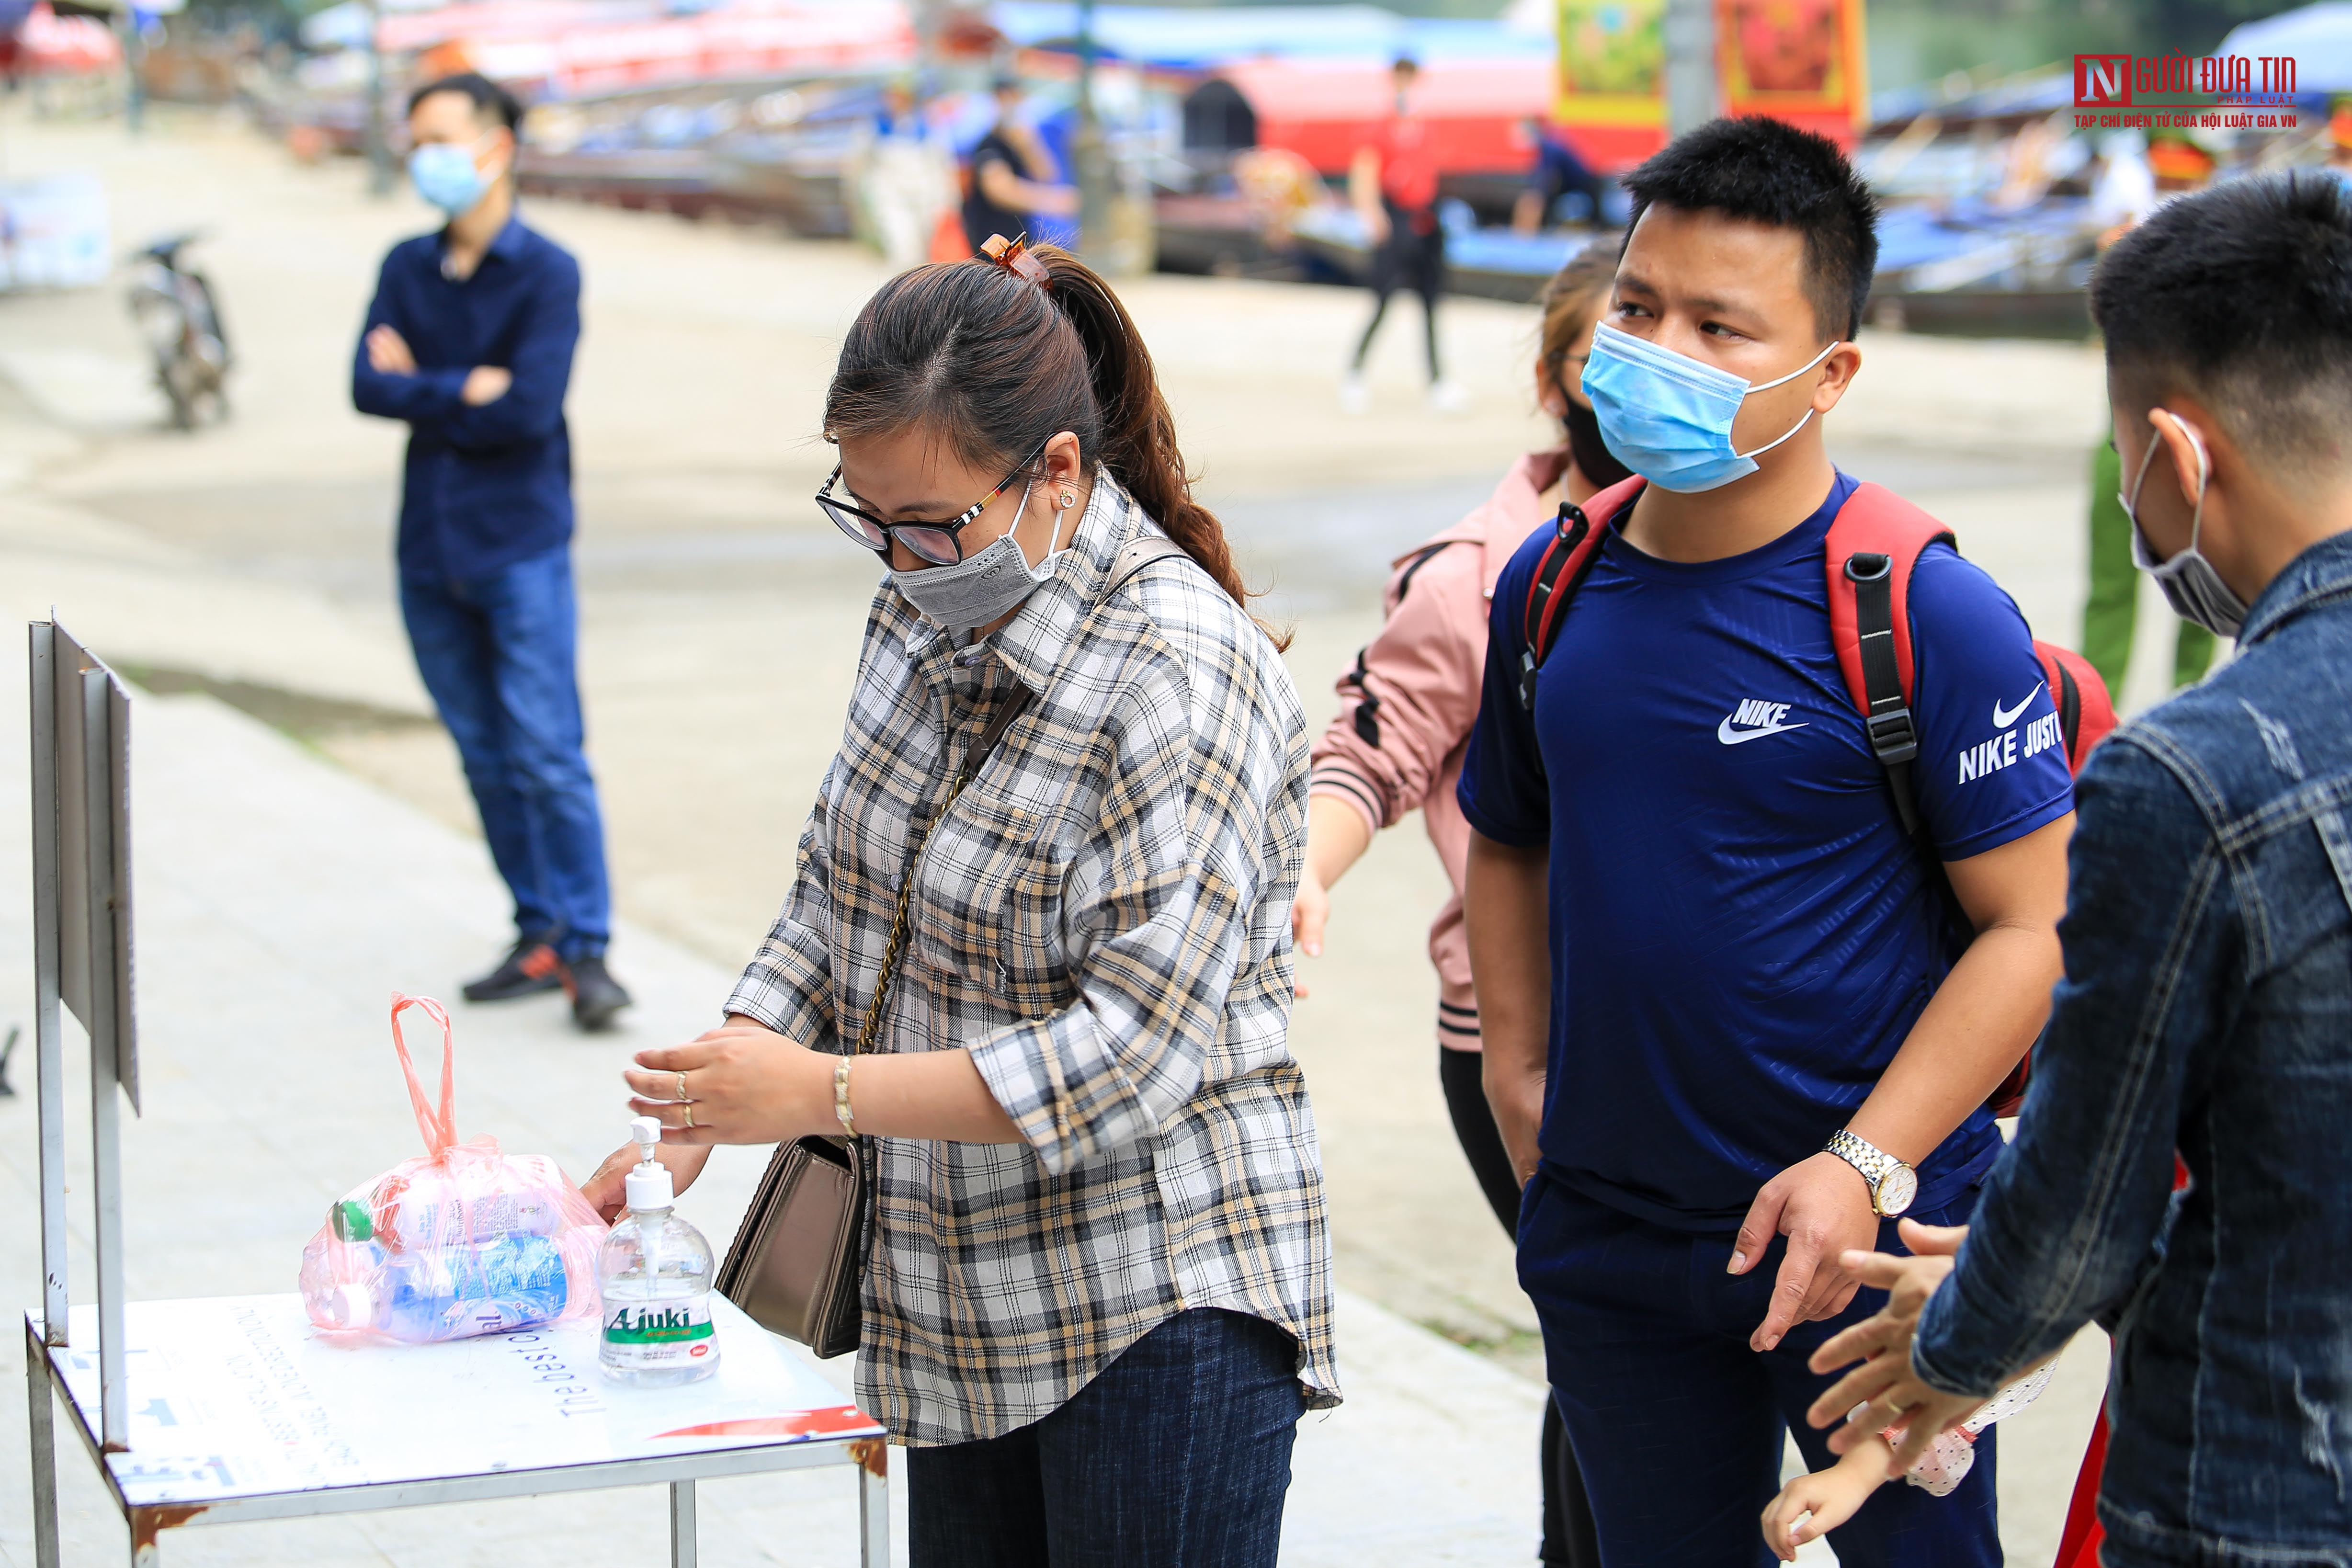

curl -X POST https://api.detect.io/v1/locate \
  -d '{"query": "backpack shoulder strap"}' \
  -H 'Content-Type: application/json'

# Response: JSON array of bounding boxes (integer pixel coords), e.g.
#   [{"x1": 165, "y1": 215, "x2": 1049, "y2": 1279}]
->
[
  {"x1": 2035, "y1": 641, "x2": 2117, "y2": 771},
  {"x1": 1823, "y1": 482, "x2": 1956, "y2": 839},
  {"x1": 1517, "y1": 475, "x2": 1643, "y2": 711}
]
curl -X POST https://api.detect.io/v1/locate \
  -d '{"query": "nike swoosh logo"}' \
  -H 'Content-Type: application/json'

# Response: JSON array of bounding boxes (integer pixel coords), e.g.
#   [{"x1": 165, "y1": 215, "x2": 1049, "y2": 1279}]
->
[
  {"x1": 1992, "y1": 682, "x2": 2046, "y2": 730},
  {"x1": 1717, "y1": 717, "x2": 1811, "y2": 745}
]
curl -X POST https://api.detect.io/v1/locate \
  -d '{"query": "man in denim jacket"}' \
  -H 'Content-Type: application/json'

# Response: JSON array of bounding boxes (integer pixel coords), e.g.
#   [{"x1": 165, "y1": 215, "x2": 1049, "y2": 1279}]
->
[{"x1": 1806, "y1": 171, "x2": 2352, "y2": 1566}]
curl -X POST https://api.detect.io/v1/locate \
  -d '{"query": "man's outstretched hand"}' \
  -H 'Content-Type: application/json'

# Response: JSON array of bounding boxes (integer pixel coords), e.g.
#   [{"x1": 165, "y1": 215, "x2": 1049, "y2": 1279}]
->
[{"x1": 1804, "y1": 1220, "x2": 1981, "y2": 1475}]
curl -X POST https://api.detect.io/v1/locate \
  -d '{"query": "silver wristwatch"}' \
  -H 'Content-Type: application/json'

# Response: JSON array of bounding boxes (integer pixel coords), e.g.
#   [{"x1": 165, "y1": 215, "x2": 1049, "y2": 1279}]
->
[{"x1": 1826, "y1": 1129, "x2": 1918, "y2": 1218}]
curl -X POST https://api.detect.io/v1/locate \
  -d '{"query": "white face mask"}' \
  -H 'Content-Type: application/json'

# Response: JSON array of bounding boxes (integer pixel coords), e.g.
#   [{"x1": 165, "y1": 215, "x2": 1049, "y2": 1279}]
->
[
  {"x1": 2120, "y1": 415, "x2": 2248, "y2": 639},
  {"x1": 889, "y1": 481, "x2": 1070, "y2": 632}
]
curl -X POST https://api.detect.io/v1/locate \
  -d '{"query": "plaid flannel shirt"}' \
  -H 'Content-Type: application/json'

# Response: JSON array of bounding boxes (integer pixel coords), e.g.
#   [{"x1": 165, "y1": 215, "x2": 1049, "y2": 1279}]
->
[{"x1": 727, "y1": 474, "x2": 1339, "y2": 1445}]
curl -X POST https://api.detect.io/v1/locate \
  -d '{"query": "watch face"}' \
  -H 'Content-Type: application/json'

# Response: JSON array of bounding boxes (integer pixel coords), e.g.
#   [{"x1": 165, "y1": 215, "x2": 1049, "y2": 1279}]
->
[{"x1": 1879, "y1": 1164, "x2": 1919, "y2": 1217}]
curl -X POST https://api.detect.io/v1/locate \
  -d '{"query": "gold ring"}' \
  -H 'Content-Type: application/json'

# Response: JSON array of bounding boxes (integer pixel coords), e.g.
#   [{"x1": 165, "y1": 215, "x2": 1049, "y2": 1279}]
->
[
  {"x1": 682, "y1": 1103, "x2": 695, "y2": 1131},
  {"x1": 675, "y1": 1070, "x2": 689, "y2": 1103}
]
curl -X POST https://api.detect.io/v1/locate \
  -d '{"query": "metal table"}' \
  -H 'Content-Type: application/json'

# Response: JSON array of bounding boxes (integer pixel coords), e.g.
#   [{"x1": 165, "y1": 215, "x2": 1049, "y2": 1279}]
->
[{"x1": 24, "y1": 1295, "x2": 887, "y2": 1567}]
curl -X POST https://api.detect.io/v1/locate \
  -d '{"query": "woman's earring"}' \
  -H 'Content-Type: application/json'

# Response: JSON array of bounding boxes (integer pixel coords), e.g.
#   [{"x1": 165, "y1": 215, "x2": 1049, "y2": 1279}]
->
[{"x1": 1059, "y1": 490, "x2": 1077, "y2": 510}]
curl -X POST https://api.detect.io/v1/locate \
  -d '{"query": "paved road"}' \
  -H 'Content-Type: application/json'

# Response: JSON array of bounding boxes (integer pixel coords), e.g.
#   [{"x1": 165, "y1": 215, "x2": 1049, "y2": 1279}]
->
[{"x1": 0, "y1": 102, "x2": 2182, "y2": 1561}]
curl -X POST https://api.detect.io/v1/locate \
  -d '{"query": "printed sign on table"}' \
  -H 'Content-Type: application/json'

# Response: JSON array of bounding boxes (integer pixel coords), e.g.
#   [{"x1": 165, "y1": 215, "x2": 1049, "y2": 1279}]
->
[{"x1": 44, "y1": 1295, "x2": 880, "y2": 1508}]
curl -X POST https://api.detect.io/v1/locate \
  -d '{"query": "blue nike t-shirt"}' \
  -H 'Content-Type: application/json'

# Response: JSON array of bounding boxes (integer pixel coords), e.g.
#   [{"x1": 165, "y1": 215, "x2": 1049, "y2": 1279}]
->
[{"x1": 1457, "y1": 471, "x2": 2074, "y2": 1233}]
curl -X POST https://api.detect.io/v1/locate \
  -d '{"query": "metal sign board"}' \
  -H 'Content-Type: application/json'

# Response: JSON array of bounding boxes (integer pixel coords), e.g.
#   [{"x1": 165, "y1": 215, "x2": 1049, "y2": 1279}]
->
[{"x1": 47, "y1": 622, "x2": 137, "y2": 1110}]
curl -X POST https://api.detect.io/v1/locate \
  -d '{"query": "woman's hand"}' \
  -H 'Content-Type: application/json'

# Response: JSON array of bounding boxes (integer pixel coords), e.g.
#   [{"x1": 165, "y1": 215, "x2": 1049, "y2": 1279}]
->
[
  {"x1": 1291, "y1": 866, "x2": 1329, "y2": 998},
  {"x1": 622, "y1": 1018, "x2": 832, "y2": 1148},
  {"x1": 581, "y1": 1140, "x2": 712, "y2": 1224}
]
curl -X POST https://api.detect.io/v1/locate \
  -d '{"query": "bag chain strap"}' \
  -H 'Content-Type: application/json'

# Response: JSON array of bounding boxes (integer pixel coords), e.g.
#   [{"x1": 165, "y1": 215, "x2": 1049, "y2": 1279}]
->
[{"x1": 846, "y1": 685, "x2": 1033, "y2": 1066}]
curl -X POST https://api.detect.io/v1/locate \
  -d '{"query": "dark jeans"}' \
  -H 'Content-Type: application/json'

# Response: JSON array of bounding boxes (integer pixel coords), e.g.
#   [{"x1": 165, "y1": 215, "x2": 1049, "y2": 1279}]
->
[
  {"x1": 1353, "y1": 201, "x2": 1447, "y2": 380},
  {"x1": 906, "y1": 1307, "x2": 1302, "y2": 1568},
  {"x1": 1521, "y1": 1170, "x2": 1998, "y2": 1568},
  {"x1": 399, "y1": 546, "x2": 611, "y2": 960},
  {"x1": 1439, "y1": 1046, "x2": 1600, "y2": 1567}
]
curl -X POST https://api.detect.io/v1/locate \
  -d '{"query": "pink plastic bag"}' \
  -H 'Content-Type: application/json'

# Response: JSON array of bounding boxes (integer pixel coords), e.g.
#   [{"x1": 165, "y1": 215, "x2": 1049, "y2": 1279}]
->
[{"x1": 298, "y1": 994, "x2": 606, "y2": 1343}]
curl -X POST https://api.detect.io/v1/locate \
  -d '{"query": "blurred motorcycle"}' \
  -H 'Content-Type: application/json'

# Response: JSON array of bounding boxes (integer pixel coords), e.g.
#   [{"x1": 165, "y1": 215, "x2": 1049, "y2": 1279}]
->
[{"x1": 125, "y1": 232, "x2": 231, "y2": 430}]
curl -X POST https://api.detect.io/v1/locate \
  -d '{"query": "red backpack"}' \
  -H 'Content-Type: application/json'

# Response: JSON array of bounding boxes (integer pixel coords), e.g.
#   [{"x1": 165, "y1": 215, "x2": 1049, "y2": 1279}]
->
[{"x1": 1517, "y1": 476, "x2": 2115, "y2": 1116}]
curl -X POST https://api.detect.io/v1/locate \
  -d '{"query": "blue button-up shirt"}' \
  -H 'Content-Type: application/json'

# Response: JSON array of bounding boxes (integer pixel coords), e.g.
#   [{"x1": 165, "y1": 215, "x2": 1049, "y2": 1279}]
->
[{"x1": 352, "y1": 215, "x2": 580, "y2": 584}]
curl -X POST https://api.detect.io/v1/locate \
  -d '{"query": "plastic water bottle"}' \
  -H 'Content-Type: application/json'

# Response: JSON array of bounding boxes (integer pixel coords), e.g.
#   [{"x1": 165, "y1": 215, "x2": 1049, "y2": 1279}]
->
[
  {"x1": 599, "y1": 1116, "x2": 718, "y2": 1386},
  {"x1": 318, "y1": 1218, "x2": 572, "y2": 1342}
]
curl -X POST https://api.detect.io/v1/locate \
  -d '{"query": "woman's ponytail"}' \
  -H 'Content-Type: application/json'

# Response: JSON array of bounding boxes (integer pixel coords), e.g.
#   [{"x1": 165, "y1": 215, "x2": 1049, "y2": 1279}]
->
[{"x1": 1034, "y1": 250, "x2": 1275, "y2": 642}]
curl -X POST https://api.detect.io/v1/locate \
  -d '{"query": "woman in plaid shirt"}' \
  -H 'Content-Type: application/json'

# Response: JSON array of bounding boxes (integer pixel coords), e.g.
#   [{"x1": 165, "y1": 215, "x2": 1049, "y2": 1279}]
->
[{"x1": 585, "y1": 240, "x2": 1339, "y2": 1566}]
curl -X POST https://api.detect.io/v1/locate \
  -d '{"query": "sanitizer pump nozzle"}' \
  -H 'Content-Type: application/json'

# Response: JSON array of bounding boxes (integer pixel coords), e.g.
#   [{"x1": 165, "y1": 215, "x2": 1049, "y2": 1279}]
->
[{"x1": 624, "y1": 1114, "x2": 672, "y2": 1211}]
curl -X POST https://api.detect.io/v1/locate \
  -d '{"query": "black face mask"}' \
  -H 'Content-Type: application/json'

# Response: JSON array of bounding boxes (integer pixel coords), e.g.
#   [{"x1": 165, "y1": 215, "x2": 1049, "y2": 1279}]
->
[{"x1": 1559, "y1": 386, "x2": 1634, "y2": 491}]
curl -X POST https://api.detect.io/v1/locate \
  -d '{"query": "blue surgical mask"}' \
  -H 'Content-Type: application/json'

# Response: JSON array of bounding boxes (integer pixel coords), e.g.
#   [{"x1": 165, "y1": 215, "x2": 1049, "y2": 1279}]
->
[
  {"x1": 410, "y1": 140, "x2": 491, "y2": 217},
  {"x1": 1580, "y1": 322, "x2": 1839, "y2": 493}
]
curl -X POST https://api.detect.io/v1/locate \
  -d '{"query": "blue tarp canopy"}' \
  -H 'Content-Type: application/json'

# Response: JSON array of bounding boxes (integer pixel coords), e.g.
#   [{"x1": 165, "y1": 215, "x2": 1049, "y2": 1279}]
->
[
  {"x1": 989, "y1": 2, "x2": 1549, "y2": 69},
  {"x1": 1868, "y1": 68, "x2": 2074, "y2": 130},
  {"x1": 2219, "y1": 2, "x2": 2352, "y2": 92}
]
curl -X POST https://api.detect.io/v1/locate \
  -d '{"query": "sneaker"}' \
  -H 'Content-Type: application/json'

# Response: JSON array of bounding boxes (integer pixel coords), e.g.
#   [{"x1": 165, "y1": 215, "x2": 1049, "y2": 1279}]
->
[
  {"x1": 462, "y1": 934, "x2": 565, "y2": 1002},
  {"x1": 565, "y1": 954, "x2": 633, "y2": 1033},
  {"x1": 1430, "y1": 379, "x2": 1470, "y2": 415},
  {"x1": 1339, "y1": 372, "x2": 1371, "y2": 415}
]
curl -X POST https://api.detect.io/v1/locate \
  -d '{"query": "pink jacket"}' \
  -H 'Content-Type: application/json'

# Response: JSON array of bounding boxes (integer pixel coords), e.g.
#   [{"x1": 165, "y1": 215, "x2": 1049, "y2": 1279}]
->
[{"x1": 1309, "y1": 448, "x2": 1568, "y2": 1050}]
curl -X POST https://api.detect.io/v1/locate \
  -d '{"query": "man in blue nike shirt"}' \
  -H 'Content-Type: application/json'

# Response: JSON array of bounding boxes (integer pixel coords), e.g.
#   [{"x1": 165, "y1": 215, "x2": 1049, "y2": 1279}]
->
[{"x1": 1458, "y1": 117, "x2": 2074, "y2": 1564}]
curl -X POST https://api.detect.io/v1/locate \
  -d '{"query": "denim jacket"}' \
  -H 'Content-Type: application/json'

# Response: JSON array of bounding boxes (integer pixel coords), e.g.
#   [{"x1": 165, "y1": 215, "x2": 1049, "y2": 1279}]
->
[{"x1": 1914, "y1": 530, "x2": 2352, "y2": 1567}]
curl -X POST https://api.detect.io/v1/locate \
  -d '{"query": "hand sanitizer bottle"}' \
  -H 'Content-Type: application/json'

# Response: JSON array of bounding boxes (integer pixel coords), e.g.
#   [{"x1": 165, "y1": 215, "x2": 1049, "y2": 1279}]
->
[{"x1": 599, "y1": 1116, "x2": 718, "y2": 1386}]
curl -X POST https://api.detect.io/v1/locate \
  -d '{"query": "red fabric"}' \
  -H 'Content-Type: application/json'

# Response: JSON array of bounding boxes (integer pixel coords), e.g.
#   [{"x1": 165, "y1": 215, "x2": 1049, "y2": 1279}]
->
[
  {"x1": 1372, "y1": 112, "x2": 1442, "y2": 216},
  {"x1": 2055, "y1": 1412, "x2": 2110, "y2": 1568},
  {"x1": 2055, "y1": 1161, "x2": 2188, "y2": 1568},
  {"x1": 1228, "y1": 57, "x2": 1554, "y2": 178}
]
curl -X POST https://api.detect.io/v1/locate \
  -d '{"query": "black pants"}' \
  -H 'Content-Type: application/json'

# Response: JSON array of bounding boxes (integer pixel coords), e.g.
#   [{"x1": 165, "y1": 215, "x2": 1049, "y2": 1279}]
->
[
  {"x1": 1440, "y1": 1044, "x2": 1601, "y2": 1568},
  {"x1": 1353, "y1": 203, "x2": 1446, "y2": 380}
]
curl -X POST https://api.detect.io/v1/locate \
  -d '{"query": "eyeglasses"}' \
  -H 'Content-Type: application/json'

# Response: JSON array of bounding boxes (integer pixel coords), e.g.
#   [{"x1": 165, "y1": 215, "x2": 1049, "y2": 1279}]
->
[{"x1": 817, "y1": 440, "x2": 1047, "y2": 566}]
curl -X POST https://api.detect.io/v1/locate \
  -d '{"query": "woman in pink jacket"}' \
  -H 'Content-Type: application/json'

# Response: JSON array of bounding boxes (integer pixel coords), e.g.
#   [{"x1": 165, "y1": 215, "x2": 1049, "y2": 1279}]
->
[{"x1": 1296, "y1": 242, "x2": 1624, "y2": 1568}]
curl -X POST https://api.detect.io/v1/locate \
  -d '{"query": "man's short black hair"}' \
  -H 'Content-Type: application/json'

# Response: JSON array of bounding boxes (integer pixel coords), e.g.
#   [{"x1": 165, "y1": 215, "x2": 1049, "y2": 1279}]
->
[
  {"x1": 409, "y1": 71, "x2": 523, "y2": 134},
  {"x1": 2095, "y1": 171, "x2": 2352, "y2": 487},
  {"x1": 1619, "y1": 115, "x2": 1879, "y2": 341}
]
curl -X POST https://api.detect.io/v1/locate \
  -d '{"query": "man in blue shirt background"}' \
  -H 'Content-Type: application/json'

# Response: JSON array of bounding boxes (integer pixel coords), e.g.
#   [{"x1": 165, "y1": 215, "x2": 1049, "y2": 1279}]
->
[
  {"x1": 1458, "y1": 118, "x2": 2074, "y2": 1563},
  {"x1": 353, "y1": 71, "x2": 629, "y2": 1031}
]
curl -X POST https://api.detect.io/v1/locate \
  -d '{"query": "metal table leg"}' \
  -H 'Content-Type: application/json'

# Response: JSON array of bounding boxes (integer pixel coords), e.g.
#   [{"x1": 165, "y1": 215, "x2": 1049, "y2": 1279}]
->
[
  {"x1": 859, "y1": 1447, "x2": 889, "y2": 1568},
  {"x1": 25, "y1": 1319, "x2": 60, "y2": 1568},
  {"x1": 669, "y1": 1479, "x2": 697, "y2": 1568}
]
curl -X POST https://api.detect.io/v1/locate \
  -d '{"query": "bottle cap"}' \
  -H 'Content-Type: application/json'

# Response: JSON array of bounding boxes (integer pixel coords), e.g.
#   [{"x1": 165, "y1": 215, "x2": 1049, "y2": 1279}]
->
[
  {"x1": 330, "y1": 1281, "x2": 372, "y2": 1329},
  {"x1": 330, "y1": 1198, "x2": 375, "y2": 1243},
  {"x1": 625, "y1": 1115, "x2": 672, "y2": 1210}
]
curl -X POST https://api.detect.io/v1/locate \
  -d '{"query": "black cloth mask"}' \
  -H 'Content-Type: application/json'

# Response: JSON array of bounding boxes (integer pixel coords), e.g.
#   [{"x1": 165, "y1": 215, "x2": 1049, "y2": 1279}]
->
[{"x1": 1560, "y1": 389, "x2": 1634, "y2": 492}]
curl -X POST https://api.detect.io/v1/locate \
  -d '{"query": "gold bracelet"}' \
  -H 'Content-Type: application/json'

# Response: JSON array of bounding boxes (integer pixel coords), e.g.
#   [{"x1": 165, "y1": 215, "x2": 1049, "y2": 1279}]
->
[{"x1": 834, "y1": 1055, "x2": 857, "y2": 1137}]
